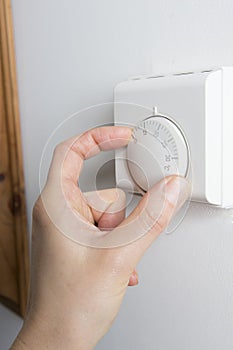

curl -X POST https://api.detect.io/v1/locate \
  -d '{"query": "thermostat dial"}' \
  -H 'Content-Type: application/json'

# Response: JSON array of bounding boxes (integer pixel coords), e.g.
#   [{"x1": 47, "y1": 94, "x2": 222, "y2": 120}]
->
[{"x1": 127, "y1": 115, "x2": 189, "y2": 192}]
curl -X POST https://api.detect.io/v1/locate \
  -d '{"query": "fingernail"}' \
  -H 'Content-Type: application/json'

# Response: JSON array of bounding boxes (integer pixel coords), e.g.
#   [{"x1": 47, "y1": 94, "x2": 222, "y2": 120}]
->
[{"x1": 165, "y1": 176, "x2": 190, "y2": 209}]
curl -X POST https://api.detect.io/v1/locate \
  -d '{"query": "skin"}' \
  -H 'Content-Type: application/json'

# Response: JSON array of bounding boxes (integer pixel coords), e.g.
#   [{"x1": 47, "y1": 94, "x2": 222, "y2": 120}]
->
[{"x1": 11, "y1": 126, "x2": 189, "y2": 350}]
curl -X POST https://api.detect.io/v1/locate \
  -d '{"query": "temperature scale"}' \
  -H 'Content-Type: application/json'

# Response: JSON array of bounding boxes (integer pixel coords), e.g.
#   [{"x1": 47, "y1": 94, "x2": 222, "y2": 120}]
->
[{"x1": 127, "y1": 114, "x2": 189, "y2": 192}]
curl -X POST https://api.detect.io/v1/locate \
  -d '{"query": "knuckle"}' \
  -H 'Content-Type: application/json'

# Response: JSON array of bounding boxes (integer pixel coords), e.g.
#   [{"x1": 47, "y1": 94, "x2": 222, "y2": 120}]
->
[{"x1": 53, "y1": 142, "x2": 67, "y2": 157}]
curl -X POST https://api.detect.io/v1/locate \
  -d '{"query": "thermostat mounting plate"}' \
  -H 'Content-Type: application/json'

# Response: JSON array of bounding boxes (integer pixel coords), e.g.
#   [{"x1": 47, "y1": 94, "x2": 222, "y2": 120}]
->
[{"x1": 114, "y1": 67, "x2": 233, "y2": 208}]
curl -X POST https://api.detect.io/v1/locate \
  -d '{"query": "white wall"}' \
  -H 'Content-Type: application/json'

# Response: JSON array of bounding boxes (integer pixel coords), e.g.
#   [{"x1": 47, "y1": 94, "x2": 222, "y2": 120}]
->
[{"x1": 1, "y1": 0, "x2": 233, "y2": 349}]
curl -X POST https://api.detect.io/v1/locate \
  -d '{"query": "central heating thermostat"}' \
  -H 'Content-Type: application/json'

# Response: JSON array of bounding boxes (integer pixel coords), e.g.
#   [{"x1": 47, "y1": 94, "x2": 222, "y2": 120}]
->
[{"x1": 114, "y1": 67, "x2": 233, "y2": 208}]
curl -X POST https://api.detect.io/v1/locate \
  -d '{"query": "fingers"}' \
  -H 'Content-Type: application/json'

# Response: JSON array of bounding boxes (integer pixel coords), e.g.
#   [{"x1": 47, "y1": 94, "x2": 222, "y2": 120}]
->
[
  {"x1": 47, "y1": 126, "x2": 132, "y2": 186},
  {"x1": 83, "y1": 188, "x2": 126, "y2": 230},
  {"x1": 42, "y1": 126, "x2": 131, "y2": 225},
  {"x1": 42, "y1": 126, "x2": 188, "y2": 257}
]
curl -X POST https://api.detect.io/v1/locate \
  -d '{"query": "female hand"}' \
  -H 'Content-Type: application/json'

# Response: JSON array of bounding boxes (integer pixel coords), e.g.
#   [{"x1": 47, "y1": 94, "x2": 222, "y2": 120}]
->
[{"x1": 12, "y1": 126, "x2": 189, "y2": 350}]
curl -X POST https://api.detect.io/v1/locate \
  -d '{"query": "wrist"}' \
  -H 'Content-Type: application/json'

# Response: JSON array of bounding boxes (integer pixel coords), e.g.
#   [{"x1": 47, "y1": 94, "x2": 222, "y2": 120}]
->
[{"x1": 11, "y1": 312, "x2": 95, "y2": 350}]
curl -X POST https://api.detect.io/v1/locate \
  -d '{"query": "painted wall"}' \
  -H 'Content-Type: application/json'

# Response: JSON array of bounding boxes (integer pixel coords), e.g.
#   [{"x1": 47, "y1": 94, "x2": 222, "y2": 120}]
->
[{"x1": 1, "y1": 0, "x2": 233, "y2": 349}]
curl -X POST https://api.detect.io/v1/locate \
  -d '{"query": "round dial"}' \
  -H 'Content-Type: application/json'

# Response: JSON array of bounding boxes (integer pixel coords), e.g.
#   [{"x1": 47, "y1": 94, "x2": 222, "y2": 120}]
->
[{"x1": 127, "y1": 115, "x2": 189, "y2": 192}]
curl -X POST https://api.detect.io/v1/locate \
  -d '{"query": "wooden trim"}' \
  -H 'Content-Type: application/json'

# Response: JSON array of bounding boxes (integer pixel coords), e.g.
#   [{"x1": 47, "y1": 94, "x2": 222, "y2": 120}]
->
[{"x1": 0, "y1": 0, "x2": 29, "y2": 317}]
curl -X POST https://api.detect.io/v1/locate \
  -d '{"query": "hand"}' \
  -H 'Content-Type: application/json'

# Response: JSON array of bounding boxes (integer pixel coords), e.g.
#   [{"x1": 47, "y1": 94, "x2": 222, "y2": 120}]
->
[{"x1": 12, "y1": 126, "x2": 189, "y2": 350}]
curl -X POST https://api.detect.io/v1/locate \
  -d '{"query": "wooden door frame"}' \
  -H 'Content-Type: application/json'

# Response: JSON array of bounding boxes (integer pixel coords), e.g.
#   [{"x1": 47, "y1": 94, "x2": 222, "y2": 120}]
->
[{"x1": 0, "y1": 0, "x2": 29, "y2": 317}]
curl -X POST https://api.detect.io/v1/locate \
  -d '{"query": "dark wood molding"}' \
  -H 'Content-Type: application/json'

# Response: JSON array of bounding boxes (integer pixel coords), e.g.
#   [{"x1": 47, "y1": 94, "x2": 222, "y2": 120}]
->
[{"x1": 0, "y1": 0, "x2": 29, "y2": 317}]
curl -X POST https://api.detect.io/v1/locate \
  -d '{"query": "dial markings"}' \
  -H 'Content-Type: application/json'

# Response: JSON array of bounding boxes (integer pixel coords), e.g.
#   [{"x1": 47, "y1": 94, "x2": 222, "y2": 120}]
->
[{"x1": 127, "y1": 115, "x2": 189, "y2": 192}]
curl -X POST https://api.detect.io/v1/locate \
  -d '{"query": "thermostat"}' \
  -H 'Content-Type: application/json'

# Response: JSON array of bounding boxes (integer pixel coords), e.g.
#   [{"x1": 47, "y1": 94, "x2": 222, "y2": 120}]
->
[{"x1": 114, "y1": 67, "x2": 233, "y2": 208}]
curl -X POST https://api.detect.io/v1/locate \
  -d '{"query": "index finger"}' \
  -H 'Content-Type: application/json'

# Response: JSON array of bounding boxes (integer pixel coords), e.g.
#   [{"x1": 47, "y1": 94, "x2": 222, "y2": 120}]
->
[{"x1": 47, "y1": 126, "x2": 132, "y2": 184}]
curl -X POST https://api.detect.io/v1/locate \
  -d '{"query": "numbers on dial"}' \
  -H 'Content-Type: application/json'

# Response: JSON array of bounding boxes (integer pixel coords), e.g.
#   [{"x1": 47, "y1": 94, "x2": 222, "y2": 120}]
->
[
  {"x1": 135, "y1": 118, "x2": 179, "y2": 176},
  {"x1": 127, "y1": 115, "x2": 189, "y2": 192}
]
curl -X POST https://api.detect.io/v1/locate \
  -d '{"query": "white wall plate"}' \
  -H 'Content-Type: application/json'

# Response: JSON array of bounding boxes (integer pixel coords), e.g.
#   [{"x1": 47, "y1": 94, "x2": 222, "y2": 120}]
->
[{"x1": 114, "y1": 67, "x2": 233, "y2": 208}]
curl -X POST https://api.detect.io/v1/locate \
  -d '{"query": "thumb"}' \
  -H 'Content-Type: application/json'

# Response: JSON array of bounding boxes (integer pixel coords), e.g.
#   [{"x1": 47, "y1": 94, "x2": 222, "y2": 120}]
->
[{"x1": 109, "y1": 176, "x2": 190, "y2": 263}]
